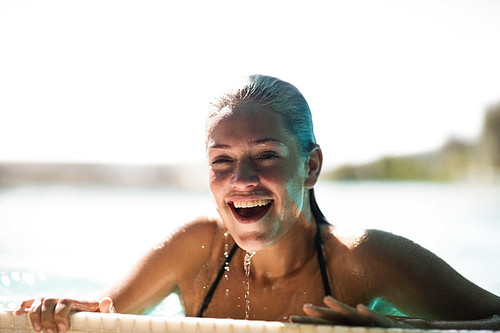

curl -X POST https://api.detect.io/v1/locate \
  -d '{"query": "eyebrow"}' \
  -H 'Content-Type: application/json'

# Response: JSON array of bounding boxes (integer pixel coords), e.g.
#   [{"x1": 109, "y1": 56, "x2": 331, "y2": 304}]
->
[{"x1": 208, "y1": 138, "x2": 286, "y2": 150}]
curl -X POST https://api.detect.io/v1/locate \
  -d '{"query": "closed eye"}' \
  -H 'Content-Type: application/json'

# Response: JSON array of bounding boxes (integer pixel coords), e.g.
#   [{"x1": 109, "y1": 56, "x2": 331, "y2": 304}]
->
[
  {"x1": 257, "y1": 152, "x2": 280, "y2": 160},
  {"x1": 211, "y1": 156, "x2": 233, "y2": 165}
]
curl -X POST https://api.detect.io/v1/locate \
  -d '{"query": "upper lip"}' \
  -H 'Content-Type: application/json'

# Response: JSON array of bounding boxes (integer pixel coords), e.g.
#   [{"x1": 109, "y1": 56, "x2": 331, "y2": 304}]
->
[{"x1": 225, "y1": 195, "x2": 273, "y2": 204}]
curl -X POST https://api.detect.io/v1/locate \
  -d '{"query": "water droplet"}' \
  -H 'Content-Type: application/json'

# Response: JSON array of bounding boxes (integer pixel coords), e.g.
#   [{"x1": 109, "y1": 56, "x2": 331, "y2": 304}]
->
[
  {"x1": 225, "y1": 288, "x2": 230, "y2": 297},
  {"x1": 243, "y1": 251, "x2": 256, "y2": 320},
  {"x1": 10, "y1": 272, "x2": 21, "y2": 281},
  {"x1": 201, "y1": 245, "x2": 205, "y2": 249},
  {"x1": 1, "y1": 275, "x2": 10, "y2": 287}
]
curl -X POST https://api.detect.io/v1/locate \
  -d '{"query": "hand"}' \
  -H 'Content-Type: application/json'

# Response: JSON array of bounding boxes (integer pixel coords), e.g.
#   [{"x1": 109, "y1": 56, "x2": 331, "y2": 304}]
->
[
  {"x1": 290, "y1": 296, "x2": 412, "y2": 328},
  {"x1": 14, "y1": 297, "x2": 115, "y2": 333}
]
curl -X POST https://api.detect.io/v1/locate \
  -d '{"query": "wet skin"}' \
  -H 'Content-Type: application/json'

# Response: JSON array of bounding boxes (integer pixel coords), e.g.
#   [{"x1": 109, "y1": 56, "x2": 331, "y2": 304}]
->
[
  {"x1": 207, "y1": 102, "x2": 314, "y2": 253},
  {"x1": 16, "y1": 102, "x2": 500, "y2": 330}
]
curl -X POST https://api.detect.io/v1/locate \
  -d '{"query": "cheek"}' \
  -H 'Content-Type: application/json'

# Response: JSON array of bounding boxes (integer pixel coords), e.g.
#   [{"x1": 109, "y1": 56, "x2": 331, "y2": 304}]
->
[
  {"x1": 209, "y1": 174, "x2": 226, "y2": 207},
  {"x1": 280, "y1": 168, "x2": 307, "y2": 214}
]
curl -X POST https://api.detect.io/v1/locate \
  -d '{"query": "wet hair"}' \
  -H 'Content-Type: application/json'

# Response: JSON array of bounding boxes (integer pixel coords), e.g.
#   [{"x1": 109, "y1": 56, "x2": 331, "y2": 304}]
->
[{"x1": 207, "y1": 74, "x2": 329, "y2": 225}]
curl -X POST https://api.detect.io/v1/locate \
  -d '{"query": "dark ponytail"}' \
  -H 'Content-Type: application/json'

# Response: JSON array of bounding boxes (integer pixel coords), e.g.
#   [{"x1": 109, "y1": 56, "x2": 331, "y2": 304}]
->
[{"x1": 310, "y1": 188, "x2": 329, "y2": 225}]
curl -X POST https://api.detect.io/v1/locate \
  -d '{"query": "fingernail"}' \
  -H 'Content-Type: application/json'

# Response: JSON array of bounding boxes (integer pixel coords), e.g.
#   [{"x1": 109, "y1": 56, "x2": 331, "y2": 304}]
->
[{"x1": 358, "y1": 303, "x2": 369, "y2": 310}]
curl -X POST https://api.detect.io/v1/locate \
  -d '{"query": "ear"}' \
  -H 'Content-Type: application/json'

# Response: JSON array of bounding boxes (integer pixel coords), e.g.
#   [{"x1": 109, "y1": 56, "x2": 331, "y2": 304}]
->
[{"x1": 304, "y1": 146, "x2": 323, "y2": 189}]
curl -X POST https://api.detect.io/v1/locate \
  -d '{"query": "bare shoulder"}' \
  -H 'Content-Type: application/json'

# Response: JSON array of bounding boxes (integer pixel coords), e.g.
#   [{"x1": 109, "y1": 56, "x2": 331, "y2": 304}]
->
[
  {"x1": 154, "y1": 216, "x2": 224, "y2": 255},
  {"x1": 326, "y1": 227, "x2": 441, "y2": 274},
  {"x1": 323, "y1": 226, "x2": 429, "y2": 260},
  {"x1": 105, "y1": 217, "x2": 227, "y2": 314},
  {"x1": 320, "y1": 226, "x2": 439, "y2": 303},
  {"x1": 353, "y1": 228, "x2": 427, "y2": 256},
  {"x1": 322, "y1": 226, "x2": 500, "y2": 318},
  {"x1": 142, "y1": 217, "x2": 226, "y2": 276}
]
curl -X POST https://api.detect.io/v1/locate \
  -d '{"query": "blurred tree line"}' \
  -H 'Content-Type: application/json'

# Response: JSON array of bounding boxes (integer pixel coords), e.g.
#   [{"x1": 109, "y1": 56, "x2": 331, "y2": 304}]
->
[{"x1": 324, "y1": 102, "x2": 500, "y2": 182}]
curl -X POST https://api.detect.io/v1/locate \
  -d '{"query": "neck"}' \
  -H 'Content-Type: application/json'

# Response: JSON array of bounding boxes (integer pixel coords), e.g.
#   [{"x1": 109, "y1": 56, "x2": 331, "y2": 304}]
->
[{"x1": 247, "y1": 216, "x2": 318, "y2": 280}]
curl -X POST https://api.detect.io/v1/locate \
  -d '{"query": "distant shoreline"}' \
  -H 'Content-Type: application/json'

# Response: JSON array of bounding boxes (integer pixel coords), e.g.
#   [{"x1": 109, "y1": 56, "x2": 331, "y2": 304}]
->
[
  {"x1": 2, "y1": 104, "x2": 499, "y2": 187},
  {"x1": 0, "y1": 162, "x2": 208, "y2": 189},
  {"x1": 323, "y1": 103, "x2": 500, "y2": 182}
]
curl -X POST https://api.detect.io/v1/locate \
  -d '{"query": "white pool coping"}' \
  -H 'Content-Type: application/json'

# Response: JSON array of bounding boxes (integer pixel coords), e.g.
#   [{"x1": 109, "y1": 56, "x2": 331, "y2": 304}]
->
[{"x1": 0, "y1": 311, "x2": 494, "y2": 333}]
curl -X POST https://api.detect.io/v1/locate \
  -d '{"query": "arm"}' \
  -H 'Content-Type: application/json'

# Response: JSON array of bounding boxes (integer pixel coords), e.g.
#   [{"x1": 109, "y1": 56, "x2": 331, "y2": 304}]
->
[
  {"x1": 365, "y1": 230, "x2": 500, "y2": 322},
  {"x1": 15, "y1": 217, "x2": 219, "y2": 332},
  {"x1": 293, "y1": 229, "x2": 500, "y2": 329},
  {"x1": 107, "y1": 218, "x2": 219, "y2": 314},
  {"x1": 293, "y1": 296, "x2": 500, "y2": 329}
]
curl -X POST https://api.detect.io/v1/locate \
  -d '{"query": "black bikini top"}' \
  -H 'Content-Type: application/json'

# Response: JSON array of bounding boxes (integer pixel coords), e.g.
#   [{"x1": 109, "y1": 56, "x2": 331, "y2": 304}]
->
[{"x1": 196, "y1": 226, "x2": 332, "y2": 317}]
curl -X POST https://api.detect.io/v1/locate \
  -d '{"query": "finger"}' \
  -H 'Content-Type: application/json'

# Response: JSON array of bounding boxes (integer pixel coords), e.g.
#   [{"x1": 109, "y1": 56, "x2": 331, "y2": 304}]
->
[
  {"x1": 302, "y1": 303, "x2": 347, "y2": 323},
  {"x1": 14, "y1": 299, "x2": 35, "y2": 315},
  {"x1": 68, "y1": 300, "x2": 100, "y2": 312},
  {"x1": 41, "y1": 298, "x2": 59, "y2": 333},
  {"x1": 356, "y1": 304, "x2": 402, "y2": 328},
  {"x1": 54, "y1": 299, "x2": 75, "y2": 333},
  {"x1": 28, "y1": 298, "x2": 44, "y2": 332},
  {"x1": 323, "y1": 297, "x2": 371, "y2": 326},
  {"x1": 290, "y1": 315, "x2": 334, "y2": 325},
  {"x1": 323, "y1": 296, "x2": 356, "y2": 315},
  {"x1": 99, "y1": 297, "x2": 115, "y2": 313}
]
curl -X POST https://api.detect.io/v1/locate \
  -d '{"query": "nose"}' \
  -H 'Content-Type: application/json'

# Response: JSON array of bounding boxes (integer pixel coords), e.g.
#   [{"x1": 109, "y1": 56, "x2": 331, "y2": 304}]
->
[{"x1": 231, "y1": 160, "x2": 259, "y2": 190}]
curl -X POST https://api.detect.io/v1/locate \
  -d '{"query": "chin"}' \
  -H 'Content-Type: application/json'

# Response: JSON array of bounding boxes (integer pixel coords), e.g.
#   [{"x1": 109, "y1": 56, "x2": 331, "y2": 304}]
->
[{"x1": 231, "y1": 230, "x2": 273, "y2": 253}]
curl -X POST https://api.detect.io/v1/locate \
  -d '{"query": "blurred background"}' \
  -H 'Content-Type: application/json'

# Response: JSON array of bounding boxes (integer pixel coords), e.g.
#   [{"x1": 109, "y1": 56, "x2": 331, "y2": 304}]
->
[{"x1": 1, "y1": 0, "x2": 499, "y2": 314}]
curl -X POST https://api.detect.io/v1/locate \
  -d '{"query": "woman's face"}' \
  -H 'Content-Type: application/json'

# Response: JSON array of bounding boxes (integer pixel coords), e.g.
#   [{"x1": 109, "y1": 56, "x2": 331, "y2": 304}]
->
[{"x1": 207, "y1": 102, "x2": 311, "y2": 252}]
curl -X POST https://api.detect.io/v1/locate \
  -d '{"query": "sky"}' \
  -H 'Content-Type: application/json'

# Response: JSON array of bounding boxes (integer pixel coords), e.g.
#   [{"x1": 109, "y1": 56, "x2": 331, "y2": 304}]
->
[{"x1": 1, "y1": 0, "x2": 500, "y2": 169}]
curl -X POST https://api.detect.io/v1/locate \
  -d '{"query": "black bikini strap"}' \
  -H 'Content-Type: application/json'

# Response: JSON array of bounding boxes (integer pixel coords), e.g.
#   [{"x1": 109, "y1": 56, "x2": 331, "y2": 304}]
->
[
  {"x1": 197, "y1": 227, "x2": 331, "y2": 317},
  {"x1": 315, "y1": 226, "x2": 332, "y2": 297},
  {"x1": 197, "y1": 243, "x2": 239, "y2": 317}
]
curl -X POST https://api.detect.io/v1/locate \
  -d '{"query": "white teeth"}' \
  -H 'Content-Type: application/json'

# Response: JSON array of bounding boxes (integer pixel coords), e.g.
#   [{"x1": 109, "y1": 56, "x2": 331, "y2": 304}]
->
[{"x1": 233, "y1": 199, "x2": 272, "y2": 208}]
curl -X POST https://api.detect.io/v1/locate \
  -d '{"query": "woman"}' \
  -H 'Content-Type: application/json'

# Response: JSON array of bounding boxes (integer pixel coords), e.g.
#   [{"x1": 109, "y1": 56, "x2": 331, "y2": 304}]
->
[{"x1": 16, "y1": 75, "x2": 500, "y2": 331}]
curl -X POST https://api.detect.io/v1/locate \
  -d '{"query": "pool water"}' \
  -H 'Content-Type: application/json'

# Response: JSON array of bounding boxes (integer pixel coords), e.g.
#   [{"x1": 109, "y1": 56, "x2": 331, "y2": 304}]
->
[{"x1": 1, "y1": 182, "x2": 499, "y2": 316}]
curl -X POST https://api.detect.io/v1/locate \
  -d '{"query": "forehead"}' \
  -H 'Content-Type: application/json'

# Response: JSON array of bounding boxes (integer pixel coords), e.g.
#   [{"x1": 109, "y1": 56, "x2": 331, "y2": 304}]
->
[{"x1": 207, "y1": 102, "x2": 289, "y2": 146}]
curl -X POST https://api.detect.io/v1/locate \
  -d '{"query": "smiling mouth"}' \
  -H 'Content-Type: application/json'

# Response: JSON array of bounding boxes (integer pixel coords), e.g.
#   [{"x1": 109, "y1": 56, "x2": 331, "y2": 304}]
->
[{"x1": 229, "y1": 199, "x2": 273, "y2": 222}]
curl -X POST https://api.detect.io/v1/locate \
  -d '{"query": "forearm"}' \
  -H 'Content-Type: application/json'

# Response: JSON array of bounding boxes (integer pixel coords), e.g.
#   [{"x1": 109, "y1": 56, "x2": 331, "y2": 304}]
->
[{"x1": 392, "y1": 314, "x2": 500, "y2": 330}]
